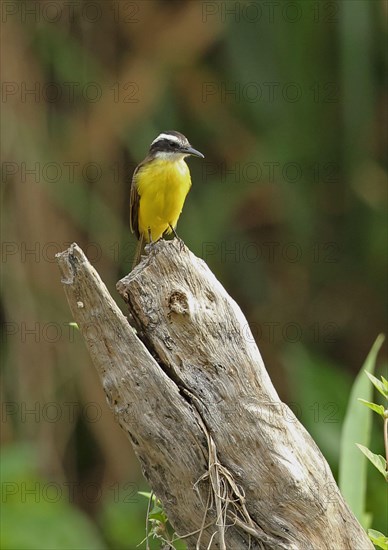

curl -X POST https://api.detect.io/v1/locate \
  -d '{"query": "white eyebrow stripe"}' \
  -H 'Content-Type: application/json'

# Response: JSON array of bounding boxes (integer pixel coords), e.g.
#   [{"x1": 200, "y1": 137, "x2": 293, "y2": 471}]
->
[{"x1": 151, "y1": 133, "x2": 181, "y2": 145}]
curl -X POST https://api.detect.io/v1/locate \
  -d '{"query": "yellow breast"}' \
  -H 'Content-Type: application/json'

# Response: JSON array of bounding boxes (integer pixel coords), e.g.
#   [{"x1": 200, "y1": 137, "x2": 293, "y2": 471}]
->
[{"x1": 136, "y1": 158, "x2": 192, "y2": 242}]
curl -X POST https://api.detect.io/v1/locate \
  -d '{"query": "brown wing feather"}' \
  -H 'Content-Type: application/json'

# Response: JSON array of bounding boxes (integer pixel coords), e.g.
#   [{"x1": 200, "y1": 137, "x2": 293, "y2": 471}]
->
[
  {"x1": 130, "y1": 155, "x2": 154, "y2": 239},
  {"x1": 130, "y1": 159, "x2": 146, "y2": 239}
]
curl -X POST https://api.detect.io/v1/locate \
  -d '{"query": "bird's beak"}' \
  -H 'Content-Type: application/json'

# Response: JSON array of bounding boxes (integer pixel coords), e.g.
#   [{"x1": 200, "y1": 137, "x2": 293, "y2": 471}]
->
[{"x1": 183, "y1": 146, "x2": 204, "y2": 158}]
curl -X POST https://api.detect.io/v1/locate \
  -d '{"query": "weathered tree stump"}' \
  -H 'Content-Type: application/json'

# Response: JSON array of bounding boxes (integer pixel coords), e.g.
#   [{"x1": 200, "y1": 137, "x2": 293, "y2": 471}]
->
[{"x1": 56, "y1": 241, "x2": 372, "y2": 549}]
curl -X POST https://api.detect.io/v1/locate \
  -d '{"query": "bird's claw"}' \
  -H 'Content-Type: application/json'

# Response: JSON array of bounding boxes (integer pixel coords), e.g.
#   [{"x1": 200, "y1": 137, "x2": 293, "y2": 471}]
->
[{"x1": 175, "y1": 237, "x2": 185, "y2": 252}]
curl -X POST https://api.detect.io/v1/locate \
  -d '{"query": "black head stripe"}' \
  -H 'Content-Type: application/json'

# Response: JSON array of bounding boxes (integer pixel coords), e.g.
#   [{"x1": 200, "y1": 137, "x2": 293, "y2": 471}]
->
[{"x1": 149, "y1": 131, "x2": 190, "y2": 154}]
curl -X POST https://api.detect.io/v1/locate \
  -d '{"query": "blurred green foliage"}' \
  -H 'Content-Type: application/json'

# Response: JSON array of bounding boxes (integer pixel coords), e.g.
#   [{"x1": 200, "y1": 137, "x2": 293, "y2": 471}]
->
[
  {"x1": 1, "y1": 444, "x2": 105, "y2": 549},
  {"x1": 339, "y1": 335, "x2": 385, "y2": 528},
  {"x1": 1, "y1": 0, "x2": 387, "y2": 548}
]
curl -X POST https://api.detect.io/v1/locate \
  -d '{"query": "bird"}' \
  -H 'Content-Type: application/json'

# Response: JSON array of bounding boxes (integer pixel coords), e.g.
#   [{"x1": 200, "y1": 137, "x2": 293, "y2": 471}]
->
[{"x1": 130, "y1": 130, "x2": 204, "y2": 267}]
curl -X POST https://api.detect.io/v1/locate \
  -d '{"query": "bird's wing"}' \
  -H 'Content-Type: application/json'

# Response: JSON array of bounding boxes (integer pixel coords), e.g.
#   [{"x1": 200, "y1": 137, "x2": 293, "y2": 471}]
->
[{"x1": 129, "y1": 162, "x2": 143, "y2": 240}]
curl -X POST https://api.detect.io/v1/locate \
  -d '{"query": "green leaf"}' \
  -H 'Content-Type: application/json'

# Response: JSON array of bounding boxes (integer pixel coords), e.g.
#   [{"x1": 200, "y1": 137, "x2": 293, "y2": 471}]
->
[
  {"x1": 149, "y1": 504, "x2": 167, "y2": 523},
  {"x1": 368, "y1": 529, "x2": 388, "y2": 550},
  {"x1": 356, "y1": 444, "x2": 388, "y2": 480},
  {"x1": 339, "y1": 334, "x2": 385, "y2": 527},
  {"x1": 365, "y1": 371, "x2": 388, "y2": 400},
  {"x1": 357, "y1": 399, "x2": 386, "y2": 418},
  {"x1": 172, "y1": 537, "x2": 188, "y2": 550},
  {"x1": 138, "y1": 491, "x2": 153, "y2": 500},
  {"x1": 148, "y1": 511, "x2": 167, "y2": 523}
]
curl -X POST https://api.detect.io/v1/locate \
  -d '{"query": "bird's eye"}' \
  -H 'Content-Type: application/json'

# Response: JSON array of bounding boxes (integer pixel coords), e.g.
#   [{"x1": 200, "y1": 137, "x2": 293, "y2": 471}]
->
[{"x1": 169, "y1": 141, "x2": 179, "y2": 148}]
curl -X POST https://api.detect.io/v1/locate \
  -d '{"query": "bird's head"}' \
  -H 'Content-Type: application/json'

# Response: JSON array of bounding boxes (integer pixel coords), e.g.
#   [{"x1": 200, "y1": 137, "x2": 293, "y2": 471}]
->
[{"x1": 149, "y1": 131, "x2": 204, "y2": 160}]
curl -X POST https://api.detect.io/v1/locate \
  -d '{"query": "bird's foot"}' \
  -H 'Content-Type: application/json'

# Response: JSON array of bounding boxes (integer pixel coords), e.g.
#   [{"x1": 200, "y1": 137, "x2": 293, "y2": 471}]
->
[
  {"x1": 169, "y1": 224, "x2": 185, "y2": 252},
  {"x1": 176, "y1": 236, "x2": 185, "y2": 252},
  {"x1": 145, "y1": 239, "x2": 160, "y2": 254}
]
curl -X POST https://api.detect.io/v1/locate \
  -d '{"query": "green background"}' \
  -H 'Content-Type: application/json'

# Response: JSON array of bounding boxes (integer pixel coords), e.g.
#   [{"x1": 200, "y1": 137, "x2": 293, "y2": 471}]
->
[{"x1": 1, "y1": 0, "x2": 387, "y2": 548}]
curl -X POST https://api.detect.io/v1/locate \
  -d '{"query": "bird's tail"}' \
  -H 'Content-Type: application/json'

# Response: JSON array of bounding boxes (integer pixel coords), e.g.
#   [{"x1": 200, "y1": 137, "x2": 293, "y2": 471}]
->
[{"x1": 132, "y1": 235, "x2": 145, "y2": 269}]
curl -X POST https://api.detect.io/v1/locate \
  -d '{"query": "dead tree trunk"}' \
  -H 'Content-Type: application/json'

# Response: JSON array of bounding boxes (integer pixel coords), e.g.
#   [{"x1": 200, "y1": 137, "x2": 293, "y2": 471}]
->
[{"x1": 56, "y1": 241, "x2": 372, "y2": 550}]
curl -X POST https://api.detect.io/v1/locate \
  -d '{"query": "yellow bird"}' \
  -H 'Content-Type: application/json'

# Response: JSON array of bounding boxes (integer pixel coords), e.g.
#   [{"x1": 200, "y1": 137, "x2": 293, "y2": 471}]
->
[{"x1": 130, "y1": 131, "x2": 204, "y2": 266}]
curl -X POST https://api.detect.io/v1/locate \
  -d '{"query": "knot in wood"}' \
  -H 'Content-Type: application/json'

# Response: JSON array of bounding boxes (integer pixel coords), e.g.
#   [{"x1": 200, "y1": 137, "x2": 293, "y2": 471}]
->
[{"x1": 168, "y1": 290, "x2": 190, "y2": 316}]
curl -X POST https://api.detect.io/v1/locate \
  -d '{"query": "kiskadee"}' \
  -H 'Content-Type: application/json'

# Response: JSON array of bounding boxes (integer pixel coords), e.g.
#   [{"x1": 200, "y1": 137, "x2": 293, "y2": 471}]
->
[{"x1": 130, "y1": 130, "x2": 204, "y2": 266}]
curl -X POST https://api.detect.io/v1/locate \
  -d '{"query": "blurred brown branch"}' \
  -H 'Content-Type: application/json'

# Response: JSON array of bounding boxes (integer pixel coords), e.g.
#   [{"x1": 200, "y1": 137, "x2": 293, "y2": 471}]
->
[{"x1": 56, "y1": 242, "x2": 372, "y2": 549}]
